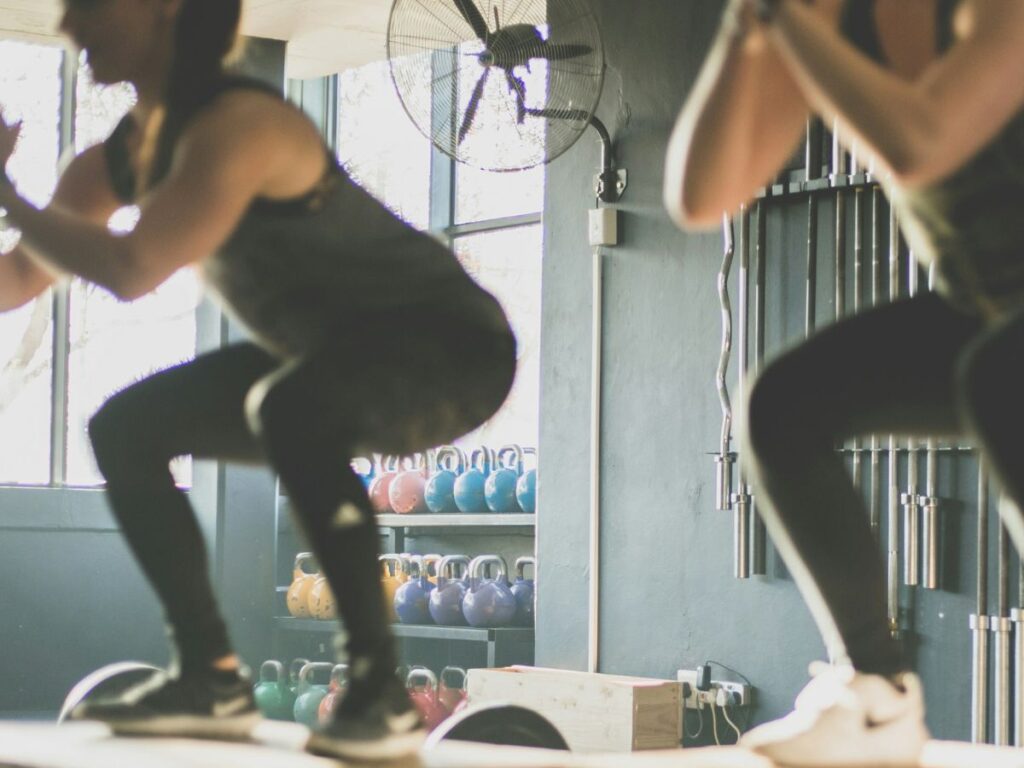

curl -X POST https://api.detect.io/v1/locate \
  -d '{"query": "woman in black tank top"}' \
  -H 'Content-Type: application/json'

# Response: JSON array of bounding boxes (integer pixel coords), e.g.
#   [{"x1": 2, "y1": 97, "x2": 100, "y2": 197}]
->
[
  {"x1": 666, "y1": 0, "x2": 1024, "y2": 764},
  {"x1": 0, "y1": 0, "x2": 514, "y2": 760}
]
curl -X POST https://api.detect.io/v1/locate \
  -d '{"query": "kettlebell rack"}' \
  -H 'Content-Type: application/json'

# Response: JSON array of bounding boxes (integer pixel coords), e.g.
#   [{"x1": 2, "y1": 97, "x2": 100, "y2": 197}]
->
[{"x1": 272, "y1": 490, "x2": 537, "y2": 670}]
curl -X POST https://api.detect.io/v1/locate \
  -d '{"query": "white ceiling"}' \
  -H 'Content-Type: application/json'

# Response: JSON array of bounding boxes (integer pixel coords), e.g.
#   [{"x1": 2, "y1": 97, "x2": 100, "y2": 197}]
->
[{"x1": 0, "y1": 0, "x2": 392, "y2": 79}]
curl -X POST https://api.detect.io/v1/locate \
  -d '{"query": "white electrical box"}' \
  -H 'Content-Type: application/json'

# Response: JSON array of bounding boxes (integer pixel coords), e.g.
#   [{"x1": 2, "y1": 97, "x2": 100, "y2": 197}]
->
[{"x1": 588, "y1": 207, "x2": 619, "y2": 247}]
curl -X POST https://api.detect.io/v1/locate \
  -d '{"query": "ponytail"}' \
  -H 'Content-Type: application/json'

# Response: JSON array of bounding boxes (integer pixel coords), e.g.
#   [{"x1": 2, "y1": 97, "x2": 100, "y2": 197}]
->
[{"x1": 137, "y1": 0, "x2": 243, "y2": 193}]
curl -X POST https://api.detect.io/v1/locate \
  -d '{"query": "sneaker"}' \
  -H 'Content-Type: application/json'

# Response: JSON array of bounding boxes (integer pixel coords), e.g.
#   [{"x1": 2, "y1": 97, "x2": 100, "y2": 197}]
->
[
  {"x1": 740, "y1": 663, "x2": 929, "y2": 767},
  {"x1": 306, "y1": 676, "x2": 426, "y2": 762},
  {"x1": 68, "y1": 668, "x2": 261, "y2": 740}
]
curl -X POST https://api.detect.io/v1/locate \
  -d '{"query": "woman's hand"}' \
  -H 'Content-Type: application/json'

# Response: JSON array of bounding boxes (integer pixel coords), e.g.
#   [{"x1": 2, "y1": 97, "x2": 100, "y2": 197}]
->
[{"x1": 0, "y1": 112, "x2": 22, "y2": 176}]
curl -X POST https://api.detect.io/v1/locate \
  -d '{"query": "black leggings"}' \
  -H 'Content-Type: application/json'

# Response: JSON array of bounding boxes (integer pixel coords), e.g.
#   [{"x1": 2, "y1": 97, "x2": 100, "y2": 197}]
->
[
  {"x1": 742, "y1": 291, "x2": 1024, "y2": 676},
  {"x1": 88, "y1": 315, "x2": 515, "y2": 679}
]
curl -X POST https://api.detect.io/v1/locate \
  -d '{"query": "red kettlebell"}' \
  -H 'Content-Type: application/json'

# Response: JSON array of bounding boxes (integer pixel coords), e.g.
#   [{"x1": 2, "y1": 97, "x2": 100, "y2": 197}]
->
[
  {"x1": 406, "y1": 667, "x2": 447, "y2": 732},
  {"x1": 369, "y1": 455, "x2": 399, "y2": 514},
  {"x1": 318, "y1": 664, "x2": 348, "y2": 724},
  {"x1": 438, "y1": 666, "x2": 468, "y2": 715},
  {"x1": 389, "y1": 454, "x2": 429, "y2": 515}
]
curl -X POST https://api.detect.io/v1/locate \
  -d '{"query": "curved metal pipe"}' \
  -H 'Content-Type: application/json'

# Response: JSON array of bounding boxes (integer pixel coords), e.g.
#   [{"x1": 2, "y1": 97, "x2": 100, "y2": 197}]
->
[{"x1": 715, "y1": 214, "x2": 736, "y2": 513}]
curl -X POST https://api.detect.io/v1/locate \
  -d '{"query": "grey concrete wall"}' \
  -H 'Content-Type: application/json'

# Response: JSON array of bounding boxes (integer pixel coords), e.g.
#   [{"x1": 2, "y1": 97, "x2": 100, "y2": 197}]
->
[{"x1": 536, "y1": 0, "x2": 990, "y2": 741}]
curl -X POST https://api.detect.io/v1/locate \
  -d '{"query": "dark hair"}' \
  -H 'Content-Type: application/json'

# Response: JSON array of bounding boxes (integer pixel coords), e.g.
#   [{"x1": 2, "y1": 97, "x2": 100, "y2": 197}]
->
[{"x1": 138, "y1": 0, "x2": 243, "y2": 192}]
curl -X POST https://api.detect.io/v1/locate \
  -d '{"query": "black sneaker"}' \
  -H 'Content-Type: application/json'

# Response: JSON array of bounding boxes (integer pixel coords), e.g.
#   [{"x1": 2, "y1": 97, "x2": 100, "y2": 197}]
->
[
  {"x1": 68, "y1": 668, "x2": 261, "y2": 739},
  {"x1": 306, "y1": 677, "x2": 426, "y2": 762}
]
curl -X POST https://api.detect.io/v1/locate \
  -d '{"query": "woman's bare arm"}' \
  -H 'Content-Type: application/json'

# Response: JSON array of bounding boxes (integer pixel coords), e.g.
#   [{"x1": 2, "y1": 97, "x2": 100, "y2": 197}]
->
[
  {"x1": 766, "y1": 0, "x2": 1024, "y2": 187},
  {"x1": 664, "y1": 0, "x2": 843, "y2": 230},
  {"x1": 0, "y1": 143, "x2": 122, "y2": 312}
]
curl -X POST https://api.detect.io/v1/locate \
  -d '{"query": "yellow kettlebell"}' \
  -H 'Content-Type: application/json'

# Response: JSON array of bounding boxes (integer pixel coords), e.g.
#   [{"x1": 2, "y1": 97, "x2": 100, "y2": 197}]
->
[
  {"x1": 286, "y1": 553, "x2": 318, "y2": 618},
  {"x1": 380, "y1": 554, "x2": 404, "y2": 620}
]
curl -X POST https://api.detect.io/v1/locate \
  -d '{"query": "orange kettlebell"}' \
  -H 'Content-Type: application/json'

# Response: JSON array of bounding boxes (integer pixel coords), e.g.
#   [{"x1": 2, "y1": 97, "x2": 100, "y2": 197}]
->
[
  {"x1": 286, "y1": 553, "x2": 318, "y2": 618},
  {"x1": 308, "y1": 572, "x2": 337, "y2": 620},
  {"x1": 421, "y1": 553, "x2": 443, "y2": 585},
  {"x1": 380, "y1": 554, "x2": 404, "y2": 621}
]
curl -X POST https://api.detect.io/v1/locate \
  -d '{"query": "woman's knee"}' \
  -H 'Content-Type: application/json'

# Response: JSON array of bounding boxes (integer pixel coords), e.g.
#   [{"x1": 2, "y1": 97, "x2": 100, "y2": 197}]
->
[
  {"x1": 741, "y1": 360, "x2": 827, "y2": 462},
  {"x1": 88, "y1": 392, "x2": 139, "y2": 479}
]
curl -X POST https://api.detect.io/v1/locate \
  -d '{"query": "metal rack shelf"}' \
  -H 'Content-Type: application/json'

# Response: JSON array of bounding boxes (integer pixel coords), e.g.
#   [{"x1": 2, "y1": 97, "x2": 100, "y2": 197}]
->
[
  {"x1": 273, "y1": 618, "x2": 534, "y2": 666},
  {"x1": 375, "y1": 513, "x2": 535, "y2": 528}
]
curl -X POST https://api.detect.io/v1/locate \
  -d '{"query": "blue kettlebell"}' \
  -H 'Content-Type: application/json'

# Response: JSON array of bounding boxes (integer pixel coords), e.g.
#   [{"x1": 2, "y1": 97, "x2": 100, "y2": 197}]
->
[
  {"x1": 292, "y1": 662, "x2": 333, "y2": 727},
  {"x1": 485, "y1": 444, "x2": 525, "y2": 514},
  {"x1": 462, "y1": 555, "x2": 517, "y2": 628},
  {"x1": 511, "y1": 556, "x2": 536, "y2": 627},
  {"x1": 351, "y1": 456, "x2": 376, "y2": 489},
  {"x1": 516, "y1": 448, "x2": 537, "y2": 513},
  {"x1": 428, "y1": 555, "x2": 471, "y2": 626},
  {"x1": 453, "y1": 447, "x2": 495, "y2": 514},
  {"x1": 424, "y1": 446, "x2": 466, "y2": 514},
  {"x1": 393, "y1": 556, "x2": 435, "y2": 625}
]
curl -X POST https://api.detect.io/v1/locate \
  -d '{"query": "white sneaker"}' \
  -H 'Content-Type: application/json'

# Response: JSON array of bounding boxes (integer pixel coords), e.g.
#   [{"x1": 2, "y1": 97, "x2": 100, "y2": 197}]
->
[{"x1": 740, "y1": 663, "x2": 929, "y2": 767}]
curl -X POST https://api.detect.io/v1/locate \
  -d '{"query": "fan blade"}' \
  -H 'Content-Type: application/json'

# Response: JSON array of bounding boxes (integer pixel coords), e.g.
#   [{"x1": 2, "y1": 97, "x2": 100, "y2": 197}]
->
[
  {"x1": 452, "y1": 0, "x2": 490, "y2": 42},
  {"x1": 525, "y1": 107, "x2": 591, "y2": 122},
  {"x1": 458, "y1": 69, "x2": 491, "y2": 145},
  {"x1": 505, "y1": 72, "x2": 527, "y2": 124},
  {"x1": 535, "y1": 42, "x2": 593, "y2": 61}
]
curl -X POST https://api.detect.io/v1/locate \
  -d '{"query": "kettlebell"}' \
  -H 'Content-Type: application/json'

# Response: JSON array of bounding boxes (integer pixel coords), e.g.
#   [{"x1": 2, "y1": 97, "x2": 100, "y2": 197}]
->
[
  {"x1": 292, "y1": 662, "x2": 334, "y2": 727},
  {"x1": 253, "y1": 660, "x2": 292, "y2": 721},
  {"x1": 515, "y1": 448, "x2": 537, "y2": 513},
  {"x1": 485, "y1": 444, "x2": 525, "y2": 514},
  {"x1": 428, "y1": 555, "x2": 471, "y2": 626},
  {"x1": 424, "y1": 446, "x2": 466, "y2": 514},
  {"x1": 462, "y1": 555, "x2": 517, "y2": 628},
  {"x1": 453, "y1": 447, "x2": 495, "y2": 514},
  {"x1": 287, "y1": 657, "x2": 310, "y2": 706},
  {"x1": 438, "y1": 666, "x2": 468, "y2": 715},
  {"x1": 406, "y1": 668, "x2": 447, "y2": 732},
  {"x1": 393, "y1": 557, "x2": 436, "y2": 625},
  {"x1": 369, "y1": 455, "x2": 400, "y2": 513},
  {"x1": 511, "y1": 556, "x2": 536, "y2": 627},
  {"x1": 308, "y1": 572, "x2": 337, "y2": 620},
  {"x1": 380, "y1": 554, "x2": 404, "y2": 621},
  {"x1": 286, "y1": 553, "x2": 318, "y2": 618},
  {"x1": 389, "y1": 454, "x2": 429, "y2": 515},
  {"x1": 351, "y1": 456, "x2": 376, "y2": 489},
  {"x1": 317, "y1": 664, "x2": 348, "y2": 725}
]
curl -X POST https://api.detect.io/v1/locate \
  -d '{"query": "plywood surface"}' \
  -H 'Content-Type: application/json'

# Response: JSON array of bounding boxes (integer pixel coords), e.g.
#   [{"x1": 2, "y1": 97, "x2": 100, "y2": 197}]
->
[{"x1": 0, "y1": 722, "x2": 1022, "y2": 768}]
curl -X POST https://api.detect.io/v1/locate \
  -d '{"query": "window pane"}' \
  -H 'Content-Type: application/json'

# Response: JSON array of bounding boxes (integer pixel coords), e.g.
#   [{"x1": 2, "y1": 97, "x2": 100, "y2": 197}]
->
[
  {"x1": 65, "y1": 65, "x2": 199, "y2": 487},
  {"x1": 338, "y1": 60, "x2": 431, "y2": 230},
  {"x1": 456, "y1": 164, "x2": 544, "y2": 224},
  {"x1": 0, "y1": 41, "x2": 63, "y2": 484},
  {"x1": 453, "y1": 225, "x2": 541, "y2": 450}
]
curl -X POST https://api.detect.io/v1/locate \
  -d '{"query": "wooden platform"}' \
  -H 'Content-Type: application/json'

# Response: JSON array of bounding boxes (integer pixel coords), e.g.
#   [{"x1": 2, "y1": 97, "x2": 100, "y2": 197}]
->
[{"x1": 0, "y1": 721, "x2": 1022, "y2": 768}]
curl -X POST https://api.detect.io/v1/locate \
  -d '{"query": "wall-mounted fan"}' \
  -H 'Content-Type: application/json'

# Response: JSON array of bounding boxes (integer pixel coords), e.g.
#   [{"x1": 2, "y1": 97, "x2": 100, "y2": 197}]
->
[{"x1": 387, "y1": 0, "x2": 623, "y2": 200}]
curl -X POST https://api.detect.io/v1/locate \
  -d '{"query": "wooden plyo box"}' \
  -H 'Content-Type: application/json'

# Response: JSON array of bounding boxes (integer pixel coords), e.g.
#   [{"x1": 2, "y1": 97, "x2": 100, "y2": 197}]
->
[{"x1": 465, "y1": 665, "x2": 683, "y2": 753}]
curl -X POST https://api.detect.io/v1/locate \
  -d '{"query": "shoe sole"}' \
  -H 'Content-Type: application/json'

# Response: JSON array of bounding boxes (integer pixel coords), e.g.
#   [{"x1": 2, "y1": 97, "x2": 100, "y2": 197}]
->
[
  {"x1": 306, "y1": 727, "x2": 427, "y2": 762},
  {"x1": 102, "y1": 712, "x2": 263, "y2": 740}
]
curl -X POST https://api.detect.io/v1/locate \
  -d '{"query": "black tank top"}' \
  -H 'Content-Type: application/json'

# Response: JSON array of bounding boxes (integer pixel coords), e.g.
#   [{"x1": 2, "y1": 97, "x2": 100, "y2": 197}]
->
[
  {"x1": 103, "y1": 76, "x2": 511, "y2": 358},
  {"x1": 841, "y1": 0, "x2": 1024, "y2": 320}
]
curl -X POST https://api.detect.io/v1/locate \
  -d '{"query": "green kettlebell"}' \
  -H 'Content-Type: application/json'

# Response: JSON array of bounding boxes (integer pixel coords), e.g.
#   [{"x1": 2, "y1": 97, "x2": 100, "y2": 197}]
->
[
  {"x1": 254, "y1": 660, "x2": 292, "y2": 721},
  {"x1": 293, "y1": 662, "x2": 334, "y2": 727}
]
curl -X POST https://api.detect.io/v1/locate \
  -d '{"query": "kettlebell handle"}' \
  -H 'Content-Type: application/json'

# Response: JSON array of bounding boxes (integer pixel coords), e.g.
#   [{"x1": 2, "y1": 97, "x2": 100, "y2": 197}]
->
[
  {"x1": 406, "y1": 667, "x2": 438, "y2": 691},
  {"x1": 469, "y1": 554, "x2": 508, "y2": 581},
  {"x1": 330, "y1": 664, "x2": 349, "y2": 687},
  {"x1": 497, "y1": 444, "x2": 525, "y2": 473},
  {"x1": 379, "y1": 553, "x2": 403, "y2": 577},
  {"x1": 298, "y1": 661, "x2": 335, "y2": 685},
  {"x1": 293, "y1": 552, "x2": 316, "y2": 576},
  {"x1": 436, "y1": 445, "x2": 467, "y2": 474},
  {"x1": 515, "y1": 556, "x2": 536, "y2": 580},
  {"x1": 440, "y1": 666, "x2": 467, "y2": 689},
  {"x1": 469, "y1": 447, "x2": 496, "y2": 474},
  {"x1": 259, "y1": 659, "x2": 285, "y2": 682},
  {"x1": 438, "y1": 554, "x2": 471, "y2": 580}
]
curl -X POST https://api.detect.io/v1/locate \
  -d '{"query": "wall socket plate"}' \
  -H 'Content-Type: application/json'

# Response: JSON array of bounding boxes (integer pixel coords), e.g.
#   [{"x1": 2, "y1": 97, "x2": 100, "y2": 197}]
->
[{"x1": 676, "y1": 669, "x2": 752, "y2": 708}]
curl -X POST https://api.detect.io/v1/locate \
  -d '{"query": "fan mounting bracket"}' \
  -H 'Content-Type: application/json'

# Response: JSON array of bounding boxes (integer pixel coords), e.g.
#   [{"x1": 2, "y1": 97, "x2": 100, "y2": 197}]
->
[{"x1": 594, "y1": 169, "x2": 627, "y2": 204}]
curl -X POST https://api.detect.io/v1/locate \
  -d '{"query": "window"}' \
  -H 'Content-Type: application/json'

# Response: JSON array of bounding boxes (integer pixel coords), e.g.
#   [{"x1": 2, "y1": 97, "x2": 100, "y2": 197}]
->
[
  {"x1": 335, "y1": 56, "x2": 544, "y2": 455},
  {"x1": 0, "y1": 46, "x2": 199, "y2": 487}
]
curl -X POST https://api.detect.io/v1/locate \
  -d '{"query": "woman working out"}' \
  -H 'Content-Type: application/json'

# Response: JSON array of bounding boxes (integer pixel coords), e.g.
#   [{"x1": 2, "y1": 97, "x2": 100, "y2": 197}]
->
[
  {"x1": 0, "y1": 0, "x2": 515, "y2": 761},
  {"x1": 666, "y1": 0, "x2": 1024, "y2": 764}
]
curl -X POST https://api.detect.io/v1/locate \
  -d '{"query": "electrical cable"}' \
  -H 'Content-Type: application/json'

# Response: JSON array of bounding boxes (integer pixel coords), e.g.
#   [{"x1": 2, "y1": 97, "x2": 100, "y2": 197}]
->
[
  {"x1": 683, "y1": 697, "x2": 704, "y2": 741},
  {"x1": 705, "y1": 660, "x2": 753, "y2": 730},
  {"x1": 710, "y1": 701, "x2": 721, "y2": 746},
  {"x1": 722, "y1": 702, "x2": 743, "y2": 742}
]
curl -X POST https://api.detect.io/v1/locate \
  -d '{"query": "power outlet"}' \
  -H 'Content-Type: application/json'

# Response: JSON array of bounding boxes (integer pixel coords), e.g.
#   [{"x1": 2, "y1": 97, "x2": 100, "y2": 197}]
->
[{"x1": 677, "y1": 669, "x2": 752, "y2": 708}]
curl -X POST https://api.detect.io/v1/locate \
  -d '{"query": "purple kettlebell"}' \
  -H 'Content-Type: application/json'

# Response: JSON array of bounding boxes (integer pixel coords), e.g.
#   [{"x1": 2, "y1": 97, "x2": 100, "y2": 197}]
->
[
  {"x1": 461, "y1": 555, "x2": 516, "y2": 628},
  {"x1": 511, "y1": 556, "x2": 536, "y2": 627},
  {"x1": 393, "y1": 556, "x2": 435, "y2": 625},
  {"x1": 428, "y1": 555, "x2": 471, "y2": 626}
]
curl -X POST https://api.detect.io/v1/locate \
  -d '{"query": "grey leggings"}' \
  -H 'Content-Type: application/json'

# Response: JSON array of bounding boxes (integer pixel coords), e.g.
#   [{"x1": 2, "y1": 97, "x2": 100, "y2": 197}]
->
[
  {"x1": 88, "y1": 314, "x2": 515, "y2": 678},
  {"x1": 742, "y1": 291, "x2": 1024, "y2": 676}
]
